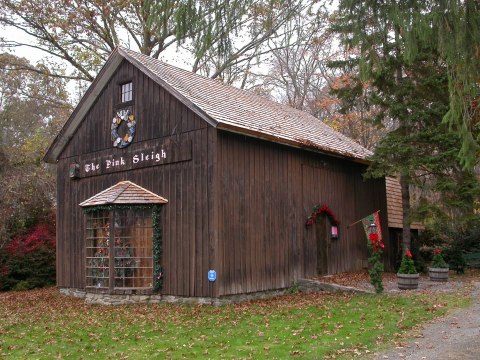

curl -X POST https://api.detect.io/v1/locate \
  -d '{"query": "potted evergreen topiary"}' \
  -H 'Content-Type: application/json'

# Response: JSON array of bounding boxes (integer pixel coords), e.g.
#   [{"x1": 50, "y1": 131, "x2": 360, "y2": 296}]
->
[
  {"x1": 429, "y1": 248, "x2": 449, "y2": 282},
  {"x1": 397, "y1": 250, "x2": 419, "y2": 290}
]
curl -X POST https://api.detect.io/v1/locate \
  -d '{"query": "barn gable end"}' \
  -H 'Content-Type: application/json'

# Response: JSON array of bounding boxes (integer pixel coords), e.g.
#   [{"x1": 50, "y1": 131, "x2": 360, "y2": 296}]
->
[{"x1": 53, "y1": 57, "x2": 217, "y2": 297}]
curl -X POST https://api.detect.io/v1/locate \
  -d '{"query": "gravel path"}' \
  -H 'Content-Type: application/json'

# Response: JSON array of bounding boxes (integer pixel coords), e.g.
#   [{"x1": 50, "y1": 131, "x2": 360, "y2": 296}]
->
[
  {"x1": 374, "y1": 281, "x2": 480, "y2": 360},
  {"x1": 314, "y1": 271, "x2": 480, "y2": 359},
  {"x1": 316, "y1": 272, "x2": 469, "y2": 294}
]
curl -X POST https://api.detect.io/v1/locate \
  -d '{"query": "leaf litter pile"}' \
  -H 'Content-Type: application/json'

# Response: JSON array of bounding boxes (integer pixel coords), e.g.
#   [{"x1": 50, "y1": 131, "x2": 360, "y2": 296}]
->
[{"x1": 0, "y1": 283, "x2": 471, "y2": 359}]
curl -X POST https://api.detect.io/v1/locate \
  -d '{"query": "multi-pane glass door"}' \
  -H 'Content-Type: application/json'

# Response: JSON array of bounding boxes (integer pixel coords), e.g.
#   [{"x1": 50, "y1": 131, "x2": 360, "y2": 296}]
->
[{"x1": 86, "y1": 208, "x2": 153, "y2": 290}]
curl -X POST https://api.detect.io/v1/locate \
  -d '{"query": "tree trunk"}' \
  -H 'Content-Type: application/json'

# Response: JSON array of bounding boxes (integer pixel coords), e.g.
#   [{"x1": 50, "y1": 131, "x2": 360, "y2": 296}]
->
[
  {"x1": 395, "y1": 22, "x2": 411, "y2": 255},
  {"x1": 400, "y1": 172, "x2": 411, "y2": 253}
]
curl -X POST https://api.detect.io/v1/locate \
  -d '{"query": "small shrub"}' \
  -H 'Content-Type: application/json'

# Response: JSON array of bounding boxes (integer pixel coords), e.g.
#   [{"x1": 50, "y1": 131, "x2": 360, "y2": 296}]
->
[
  {"x1": 0, "y1": 213, "x2": 56, "y2": 291},
  {"x1": 431, "y1": 248, "x2": 448, "y2": 268},
  {"x1": 287, "y1": 282, "x2": 300, "y2": 294},
  {"x1": 396, "y1": 238, "x2": 426, "y2": 273},
  {"x1": 398, "y1": 251, "x2": 417, "y2": 274},
  {"x1": 444, "y1": 246, "x2": 466, "y2": 274},
  {"x1": 13, "y1": 280, "x2": 32, "y2": 291}
]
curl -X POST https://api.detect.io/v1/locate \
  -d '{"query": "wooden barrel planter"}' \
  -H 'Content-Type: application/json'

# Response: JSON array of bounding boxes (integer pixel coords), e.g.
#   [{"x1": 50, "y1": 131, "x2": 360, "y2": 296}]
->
[
  {"x1": 429, "y1": 268, "x2": 449, "y2": 282},
  {"x1": 397, "y1": 273, "x2": 419, "y2": 290}
]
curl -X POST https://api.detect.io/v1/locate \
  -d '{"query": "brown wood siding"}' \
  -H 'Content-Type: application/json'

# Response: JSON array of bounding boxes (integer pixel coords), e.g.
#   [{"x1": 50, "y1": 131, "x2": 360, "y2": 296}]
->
[
  {"x1": 216, "y1": 131, "x2": 389, "y2": 296},
  {"x1": 57, "y1": 129, "x2": 214, "y2": 296},
  {"x1": 60, "y1": 60, "x2": 207, "y2": 159},
  {"x1": 56, "y1": 60, "x2": 214, "y2": 297}
]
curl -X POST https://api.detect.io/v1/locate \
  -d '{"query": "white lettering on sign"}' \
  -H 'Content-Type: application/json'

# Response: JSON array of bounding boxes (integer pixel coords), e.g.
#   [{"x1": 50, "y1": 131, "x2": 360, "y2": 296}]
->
[
  {"x1": 132, "y1": 150, "x2": 167, "y2": 164},
  {"x1": 85, "y1": 163, "x2": 100, "y2": 173},
  {"x1": 81, "y1": 148, "x2": 169, "y2": 177},
  {"x1": 105, "y1": 156, "x2": 126, "y2": 169}
]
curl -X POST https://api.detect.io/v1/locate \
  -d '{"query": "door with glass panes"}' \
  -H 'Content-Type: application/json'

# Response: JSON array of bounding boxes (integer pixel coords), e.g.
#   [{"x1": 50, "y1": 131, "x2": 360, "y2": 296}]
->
[{"x1": 85, "y1": 208, "x2": 153, "y2": 291}]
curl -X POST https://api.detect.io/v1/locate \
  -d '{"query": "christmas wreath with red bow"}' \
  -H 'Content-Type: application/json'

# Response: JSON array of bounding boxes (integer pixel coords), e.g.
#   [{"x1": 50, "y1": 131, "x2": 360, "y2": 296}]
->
[{"x1": 305, "y1": 204, "x2": 340, "y2": 226}]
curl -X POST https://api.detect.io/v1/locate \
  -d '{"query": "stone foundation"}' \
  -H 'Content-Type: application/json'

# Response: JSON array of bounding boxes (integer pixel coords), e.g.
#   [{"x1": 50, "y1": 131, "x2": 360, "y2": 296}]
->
[
  {"x1": 59, "y1": 287, "x2": 87, "y2": 298},
  {"x1": 59, "y1": 287, "x2": 291, "y2": 306},
  {"x1": 59, "y1": 280, "x2": 366, "y2": 306}
]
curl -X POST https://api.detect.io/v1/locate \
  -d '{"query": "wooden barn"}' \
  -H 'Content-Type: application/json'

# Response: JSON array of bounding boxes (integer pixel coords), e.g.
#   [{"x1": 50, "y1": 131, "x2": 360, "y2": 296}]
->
[{"x1": 44, "y1": 47, "x2": 390, "y2": 301}]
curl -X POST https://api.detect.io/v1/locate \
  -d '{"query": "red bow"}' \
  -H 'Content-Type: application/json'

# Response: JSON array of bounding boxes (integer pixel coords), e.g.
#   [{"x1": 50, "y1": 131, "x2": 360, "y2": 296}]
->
[{"x1": 369, "y1": 233, "x2": 384, "y2": 252}]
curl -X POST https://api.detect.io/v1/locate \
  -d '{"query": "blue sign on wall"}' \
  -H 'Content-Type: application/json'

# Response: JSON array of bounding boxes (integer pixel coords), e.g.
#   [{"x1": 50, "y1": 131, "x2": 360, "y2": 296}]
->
[{"x1": 207, "y1": 270, "x2": 217, "y2": 282}]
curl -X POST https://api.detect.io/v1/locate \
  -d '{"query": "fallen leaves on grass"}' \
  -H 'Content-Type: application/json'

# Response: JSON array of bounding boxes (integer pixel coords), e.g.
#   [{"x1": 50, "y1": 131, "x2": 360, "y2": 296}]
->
[{"x1": 0, "y1": 282, "x2": 471, "y2": 359}]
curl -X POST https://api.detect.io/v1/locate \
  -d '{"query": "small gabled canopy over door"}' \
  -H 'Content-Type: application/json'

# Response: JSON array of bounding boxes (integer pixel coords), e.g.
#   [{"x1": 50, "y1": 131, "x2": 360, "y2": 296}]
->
[
  {"x1": 79, "y1": 180, "x2": 168, "y2": 207},
  {"x1": 79, "y1": 181, "x2": 167, "y2": 293}
]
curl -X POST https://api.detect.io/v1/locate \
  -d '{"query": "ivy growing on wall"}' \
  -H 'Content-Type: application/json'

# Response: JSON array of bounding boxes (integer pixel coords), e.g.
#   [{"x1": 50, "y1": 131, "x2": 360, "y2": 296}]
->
[{"x1": 152, "y1": 206, "x2": 163, "y2": 292}]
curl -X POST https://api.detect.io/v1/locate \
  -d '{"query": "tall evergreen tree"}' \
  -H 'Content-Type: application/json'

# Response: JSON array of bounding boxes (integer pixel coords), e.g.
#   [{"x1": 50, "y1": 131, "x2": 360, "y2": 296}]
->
[
  {"x1": 427, "y1": 0, "x2": 480, "y2": 169},
  {"x1": 331, "y1": 0, "x2": 478, "y2": 253}
]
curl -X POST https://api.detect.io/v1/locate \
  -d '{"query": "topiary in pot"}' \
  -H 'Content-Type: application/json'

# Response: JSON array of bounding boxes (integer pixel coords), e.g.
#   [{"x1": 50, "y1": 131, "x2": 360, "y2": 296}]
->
[
  {"x1": 397, "y1": 250, "x2": 419, "y2": 290},
  {"x1": 429, "y1": 248, "x2": 449, "y2": 282}
]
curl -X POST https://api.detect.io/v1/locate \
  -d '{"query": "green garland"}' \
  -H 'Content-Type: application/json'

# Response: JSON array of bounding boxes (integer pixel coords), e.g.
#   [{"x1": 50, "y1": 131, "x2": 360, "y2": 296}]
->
[
  {"x1": 82, "y1": 204, "x2": 156, "y2": 213},
  {"x1": 367, "y1": 242, "x2": 384, "y2": 293},
  {"x1": 305, "y1": 204, "x2": 340, "y2": 226},
  {"x1": 82, "y1": 204, "x2": 164, "y2": 292},
  {"x1": 152, "y1": 206, "x2": 163, "y2": 292}
]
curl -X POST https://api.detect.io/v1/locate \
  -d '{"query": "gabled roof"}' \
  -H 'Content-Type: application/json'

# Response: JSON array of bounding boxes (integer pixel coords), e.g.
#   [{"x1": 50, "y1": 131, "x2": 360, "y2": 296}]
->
[
  {"x1": 79, "y1": 181, "x2": 168, "y2": 207},
  {"x1": 45, "y1": 47, "x2": 372, "y2": 163}
]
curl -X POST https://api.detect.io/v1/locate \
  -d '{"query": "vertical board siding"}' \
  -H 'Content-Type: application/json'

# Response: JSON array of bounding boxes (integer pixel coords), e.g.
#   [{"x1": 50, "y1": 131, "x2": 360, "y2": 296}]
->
[
  {"x1": 216, "y1": 131, "x2": 388, "y2": 296},
  {"x1": 56, "y1": 59, "x2": 212, "y2": 297},
  {"x1": 57, "y1": 145, "x2": 212, "y2": 296},
  {"x1": 60, "y1": 60, "x2": 207, "y2": 159},
  {"x1": 207, "y1": 127, "x2": 218, "y2": 297}
]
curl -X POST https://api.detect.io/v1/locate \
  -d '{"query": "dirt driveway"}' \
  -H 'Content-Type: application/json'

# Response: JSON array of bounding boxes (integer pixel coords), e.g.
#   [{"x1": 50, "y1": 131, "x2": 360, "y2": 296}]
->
[
  {"x1": 317, "y1": 270, "x2": 480, "y2": 359},
  {"x1": 374, "y1": 281, "x2": 480, "y2": 360}
]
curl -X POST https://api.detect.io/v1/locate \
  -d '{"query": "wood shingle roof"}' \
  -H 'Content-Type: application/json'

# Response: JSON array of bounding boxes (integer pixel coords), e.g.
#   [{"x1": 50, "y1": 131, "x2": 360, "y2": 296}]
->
[
  {"x1": 79, "y1": 181, "x2": 168, "y2": 207},
  {"x1": 45, "y1": 47, "x2": 372, "y2": 163},
  {"x1": 121, "y1": 48, "x2": 372, "y2": 162},
  {"x1": 386, "y1": 177, "x2": 424, "y2": 230}
]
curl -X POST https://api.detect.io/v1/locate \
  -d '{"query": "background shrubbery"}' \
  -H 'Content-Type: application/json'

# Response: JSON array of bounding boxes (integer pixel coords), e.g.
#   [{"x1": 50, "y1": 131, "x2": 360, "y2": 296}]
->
[
  {"x1": 417, "y1": 218, "x2": 480, "y2": 272},
  {"x1": 0, "y1": 212, "x2": 56, "y2": 291},
  {"x1": 0, "y1": 52, "x2": 68, "y2": 292}
]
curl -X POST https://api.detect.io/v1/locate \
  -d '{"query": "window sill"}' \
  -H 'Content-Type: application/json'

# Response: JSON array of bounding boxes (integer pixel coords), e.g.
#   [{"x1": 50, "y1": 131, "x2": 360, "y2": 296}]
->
[{"x1": 114, "y1": 100, "x2": 134, "y2": 109}]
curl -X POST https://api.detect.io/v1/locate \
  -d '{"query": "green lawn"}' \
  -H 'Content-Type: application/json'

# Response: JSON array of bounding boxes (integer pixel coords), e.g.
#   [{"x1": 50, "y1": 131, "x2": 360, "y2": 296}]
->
[{"x1": 0, "y1": 286, "x2": 471, "y2": 359}]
